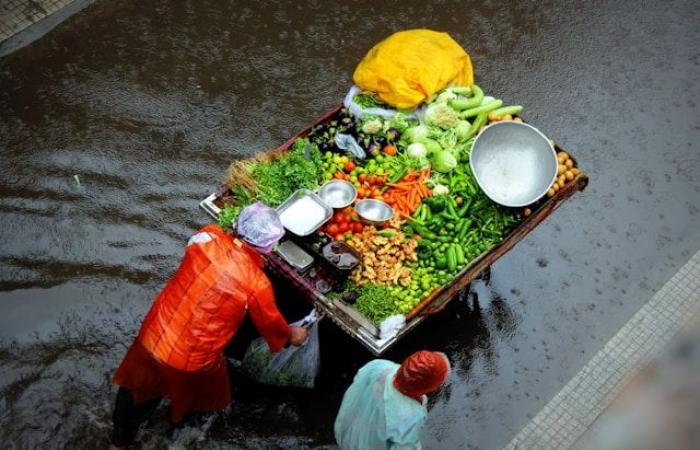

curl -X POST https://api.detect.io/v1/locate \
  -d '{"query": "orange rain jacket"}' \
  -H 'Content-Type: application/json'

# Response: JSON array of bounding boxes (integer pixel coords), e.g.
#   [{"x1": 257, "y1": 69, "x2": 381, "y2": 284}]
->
[{"x1": 137, "y1": 224, "x2": 291, "y2": 372}]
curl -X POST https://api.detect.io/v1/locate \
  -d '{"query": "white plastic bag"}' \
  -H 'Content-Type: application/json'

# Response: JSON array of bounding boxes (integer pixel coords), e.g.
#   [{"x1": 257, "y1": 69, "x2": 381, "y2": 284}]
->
[
  {"x1": 344, "y1": 85, "x2": 423, "y2": 121},
  {"x1": 242, "y1": 309, "x2": 321, "y2": 388},
  {"x1": 344, "y1": 85, "x2": 400, "y2": 120}
]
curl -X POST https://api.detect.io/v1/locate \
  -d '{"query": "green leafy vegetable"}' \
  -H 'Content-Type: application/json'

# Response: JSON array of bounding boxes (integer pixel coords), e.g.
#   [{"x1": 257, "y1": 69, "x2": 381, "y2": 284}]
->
[
  {"x1": 354, "y1": 284, "x2": 397, "y2": 324},
  {"x1": 353, "y1": 93, "x2": 387, "y2": 109},
  {"x1": 249, "y1": 138, "x2": 323, "y2": 207},
  {"x1": 217, "y1": 204, "x2": 243, "y2": 229}
]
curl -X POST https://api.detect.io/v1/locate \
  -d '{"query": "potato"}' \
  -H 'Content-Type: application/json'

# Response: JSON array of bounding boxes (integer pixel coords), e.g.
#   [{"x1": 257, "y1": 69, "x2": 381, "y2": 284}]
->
[
  {"x1": 565, "y1": 159, "x2": 574, "y2": 168},
  {"x1": 513, "y1": 117, "x2": 523, "y2": 123},
  {"x1": 547, "y1": 188, "x2": 555, "y2": 197},
  {"x1": 557, "y1": 152, "x2": 568, "y2": 163},
  {"x1": 552, "y1": 182, "x2": 560, "y2": 192},
  {"x1": 558, "y1": 174, "x2": 566, "y2": 185},
  {"x1": 523, "y1": 207, "x2": 532, "y2": 217},
  {"x1": 488, "y1": 113, "x2": 502, "y2": 122},
  {"x1": 565, "y1": 170, "x2": 575, "y2": 181},
  {"x1": 558, "y1": 164, "x2": 567, "y2": 175},
  {"x1": 571, "y1": 167, "x2": 580, "y2": 175}
]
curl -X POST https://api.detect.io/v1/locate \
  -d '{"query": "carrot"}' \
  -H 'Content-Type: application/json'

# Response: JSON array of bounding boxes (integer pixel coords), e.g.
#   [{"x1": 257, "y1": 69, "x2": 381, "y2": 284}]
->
[{"x1": 386, "y1": 183, "x2": 412, "y2": 191}]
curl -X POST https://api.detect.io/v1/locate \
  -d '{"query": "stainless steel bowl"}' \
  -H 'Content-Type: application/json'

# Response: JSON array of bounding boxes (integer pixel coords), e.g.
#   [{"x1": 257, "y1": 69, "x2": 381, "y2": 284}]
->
[
  {"x1": 470, "y1": 121, "x2": 557, "y2": 207},
  {"x1": 318, "y1": 180, "x2": 357, "y2": 209},
  {"x1": 355, "y1": 199, "x2": 394, "y2": 225}
]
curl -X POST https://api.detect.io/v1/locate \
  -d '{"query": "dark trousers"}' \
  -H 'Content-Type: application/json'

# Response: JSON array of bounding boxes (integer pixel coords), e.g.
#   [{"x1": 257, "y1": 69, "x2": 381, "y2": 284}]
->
[{"x1": 111, "y1": 387, "x2": 162, "y2": 447}]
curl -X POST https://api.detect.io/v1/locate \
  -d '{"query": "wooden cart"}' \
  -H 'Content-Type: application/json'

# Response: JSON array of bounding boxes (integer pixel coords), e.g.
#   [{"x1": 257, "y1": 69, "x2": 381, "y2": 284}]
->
[{"x1": 200, "y1": 105, "x2": 589, "y2": 355}]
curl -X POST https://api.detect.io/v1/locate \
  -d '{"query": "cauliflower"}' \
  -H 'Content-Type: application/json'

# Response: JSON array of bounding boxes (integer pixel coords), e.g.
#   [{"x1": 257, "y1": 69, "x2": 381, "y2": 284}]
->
[
  {"x1": 434, "y1": 90, "x2": 457, "y2": 106},
  {"x1": 432, "y1": 184, "x2": 450, "y2": 196},
  {"x1": 424, "y1": 103, "x2": 460, "y2": 130},
  {"x1": 361, "y1": 116, "x2": 383, "y2": 134}
]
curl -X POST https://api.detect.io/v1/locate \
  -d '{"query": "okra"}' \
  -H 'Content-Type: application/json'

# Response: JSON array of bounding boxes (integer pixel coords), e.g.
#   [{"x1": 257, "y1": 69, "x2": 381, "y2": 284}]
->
[{"x1": 457, "y1": 219, "x2": 472, "y2": 240}]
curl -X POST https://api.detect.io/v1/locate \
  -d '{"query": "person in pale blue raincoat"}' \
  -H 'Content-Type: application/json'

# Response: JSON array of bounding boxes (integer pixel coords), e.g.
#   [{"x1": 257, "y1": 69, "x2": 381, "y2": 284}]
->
[{"x1": 334, "y1": 351, "x2": 450, "y2": 450}]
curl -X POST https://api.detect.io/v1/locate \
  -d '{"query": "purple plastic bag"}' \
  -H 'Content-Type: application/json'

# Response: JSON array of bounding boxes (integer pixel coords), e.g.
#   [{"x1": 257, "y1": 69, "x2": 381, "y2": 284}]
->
[{"x1": 235, "y1": 202, "x2": 285, "y2": 253}]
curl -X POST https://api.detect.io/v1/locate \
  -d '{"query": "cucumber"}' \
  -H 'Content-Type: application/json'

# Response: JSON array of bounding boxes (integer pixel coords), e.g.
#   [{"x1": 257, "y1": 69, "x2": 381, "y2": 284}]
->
[
  {"x1": 448, "y1": 85, "x2": 483, "y2": 110},
  {"x1": 455, "y1": 245, "x2": 465, "y2": 265},
  {"x1": 492, "y1": 105, "x2": 523, "y2": 116},
  {"x1": 459, "y1": 99, "x2": 503, "y2": 119},
  {"x1": 447, "y1": 246, "x2": 457, "y2": 272}
]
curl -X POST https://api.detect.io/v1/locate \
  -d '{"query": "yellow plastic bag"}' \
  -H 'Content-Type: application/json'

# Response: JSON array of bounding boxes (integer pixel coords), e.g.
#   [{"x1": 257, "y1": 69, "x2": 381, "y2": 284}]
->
[{"x1": 353, "y1": 29, "x2": 474, "y2": 109}]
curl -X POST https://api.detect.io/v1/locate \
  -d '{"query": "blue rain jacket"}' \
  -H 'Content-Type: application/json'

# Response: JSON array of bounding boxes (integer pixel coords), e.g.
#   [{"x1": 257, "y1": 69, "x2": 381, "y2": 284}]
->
[{"x1": 334, "y1": 359, "x2": 427, "y2": 450}]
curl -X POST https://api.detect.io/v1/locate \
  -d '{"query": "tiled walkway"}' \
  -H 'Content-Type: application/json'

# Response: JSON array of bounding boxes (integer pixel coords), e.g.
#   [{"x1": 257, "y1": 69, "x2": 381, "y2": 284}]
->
[
  {"x1": 503, "y1": 249, "x2": 700, "y2": 449},
  {"x1": 0, "y1": 0, "x2": 75, "y2": 42}
]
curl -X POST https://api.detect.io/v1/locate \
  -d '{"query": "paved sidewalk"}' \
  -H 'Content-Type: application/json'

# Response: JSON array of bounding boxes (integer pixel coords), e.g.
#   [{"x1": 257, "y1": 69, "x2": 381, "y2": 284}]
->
[
  {"x1": 503, "y1": 249, "x2": 700, "y2": 449},
  {"x1": 0, "y1": 0, "x2": 75, "y2": 42}
]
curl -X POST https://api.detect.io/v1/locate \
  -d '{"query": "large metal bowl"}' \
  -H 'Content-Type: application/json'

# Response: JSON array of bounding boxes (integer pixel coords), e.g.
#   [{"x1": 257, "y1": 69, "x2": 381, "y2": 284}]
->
[
  {"x1": 318, "y1": 180, "x2": 357, "y2": 209},
  {"x1": 470, "y1": 121, "x2": 557, "y2": 207},
  {"x1": 355, "y1": 199, "x2": 394, "y2": 225}
]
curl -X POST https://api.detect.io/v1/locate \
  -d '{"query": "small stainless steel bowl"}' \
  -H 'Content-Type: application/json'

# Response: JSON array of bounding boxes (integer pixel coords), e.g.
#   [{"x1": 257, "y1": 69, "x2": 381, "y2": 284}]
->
[
  {"x1": 318, "y1": 180, "x2": 357, "y2": 209},
  {"x1": 470, "y1": 121, "x2": 557, "y2": 207},
  {"x1": 355, "y1": 199, "x2": 394, "y2": 225}
]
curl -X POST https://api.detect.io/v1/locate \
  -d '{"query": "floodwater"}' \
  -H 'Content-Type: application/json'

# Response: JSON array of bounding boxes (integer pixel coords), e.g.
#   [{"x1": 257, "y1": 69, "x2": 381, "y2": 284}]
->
[{"x1": 1, "y1": 0, "x2": 699, "y2": 448}]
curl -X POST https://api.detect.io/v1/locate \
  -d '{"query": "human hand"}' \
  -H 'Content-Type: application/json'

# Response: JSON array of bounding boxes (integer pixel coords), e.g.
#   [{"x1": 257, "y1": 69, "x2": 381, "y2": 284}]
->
[{"x1": 289, "y1": 326, "x2": 309, "y2": 346}]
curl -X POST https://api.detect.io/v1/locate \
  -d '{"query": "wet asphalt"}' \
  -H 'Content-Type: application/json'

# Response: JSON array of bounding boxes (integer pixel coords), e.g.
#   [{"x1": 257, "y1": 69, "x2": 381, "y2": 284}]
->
[{"x1": 0, "y1": 0, "x2": 699, "y2": 448}]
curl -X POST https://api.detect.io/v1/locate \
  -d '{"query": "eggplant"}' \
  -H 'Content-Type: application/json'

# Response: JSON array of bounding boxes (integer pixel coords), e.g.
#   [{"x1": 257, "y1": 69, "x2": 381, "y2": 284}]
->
[
  {"x1": 367, "y1": 142, "x2": 381, "y2": 156},
  {"x1": 385, "y1": 128, "x2": 400, "y2": 141}
]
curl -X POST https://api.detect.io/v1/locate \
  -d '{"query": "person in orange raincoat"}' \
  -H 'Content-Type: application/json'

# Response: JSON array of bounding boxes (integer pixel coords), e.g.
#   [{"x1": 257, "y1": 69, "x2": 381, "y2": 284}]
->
[{"x1": 109, "y1": 204, "x2": 308, "y2": 449}]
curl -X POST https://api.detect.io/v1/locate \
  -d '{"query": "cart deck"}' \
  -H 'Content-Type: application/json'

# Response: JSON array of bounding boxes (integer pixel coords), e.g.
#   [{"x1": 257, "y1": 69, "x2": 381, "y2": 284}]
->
[{"x1": 200, "y1": 105, "x2": 588, "y2": 355}]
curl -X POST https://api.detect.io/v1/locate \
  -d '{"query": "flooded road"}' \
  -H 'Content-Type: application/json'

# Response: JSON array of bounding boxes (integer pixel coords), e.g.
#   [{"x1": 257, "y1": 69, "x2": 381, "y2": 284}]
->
[{"x1": 1, "y1": 0, "x2": 699, "y2": 448}]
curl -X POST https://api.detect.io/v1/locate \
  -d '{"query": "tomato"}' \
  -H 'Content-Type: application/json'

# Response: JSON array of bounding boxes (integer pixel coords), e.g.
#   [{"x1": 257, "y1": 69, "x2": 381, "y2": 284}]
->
[
  {"x1": 370, "y1": 188, "x2": 379, "y2": 198},
  {"x1": 335, "y1": 171, "x2": 344, "y2": 179},
  {"x1": 376, "y1": 176, "x2": 385, "y2": 186},
  {"x1": 343, "y1": 161, "x2": 356, "y2": 172},
  {"x1": 327, "y1": 224, "x2": 339, "y2": 235},
  {"x1": 337, "y1": 214, "x2": 349, "y2": 224},
  {"x1": 383, "y1": 145, "x2": 397, "y2": 156},
  {"x1": 358, "y1": 173, "x2": 367, "y2": 183},
  {"x1": 352, "y1": 222, "x2": 364, "y2": 233},
  {"x1": 368, "y1": 175, "x2": 377, "y2": 185},
  {"x1": 335, "y1": 234, "x2": 345, "y2": 241},
  {"x1": 338, "y1": 222, "x2": 350, "y2": 233}
]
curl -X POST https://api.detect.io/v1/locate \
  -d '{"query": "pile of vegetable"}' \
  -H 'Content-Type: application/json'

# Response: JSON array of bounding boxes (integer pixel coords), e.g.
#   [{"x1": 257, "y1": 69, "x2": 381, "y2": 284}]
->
[{"x1": 217, "y1": 80, "x2": 581, "y2": 326}]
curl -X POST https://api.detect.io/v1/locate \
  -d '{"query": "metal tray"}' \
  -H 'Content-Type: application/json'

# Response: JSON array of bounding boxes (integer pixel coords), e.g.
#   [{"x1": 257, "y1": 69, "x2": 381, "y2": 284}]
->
[
  {"x1": 276, "y1": 189, "x2": 332, "y2": 236},
  {"x1": 276, "y1": 240, "x2": 314, "y2": 272}
]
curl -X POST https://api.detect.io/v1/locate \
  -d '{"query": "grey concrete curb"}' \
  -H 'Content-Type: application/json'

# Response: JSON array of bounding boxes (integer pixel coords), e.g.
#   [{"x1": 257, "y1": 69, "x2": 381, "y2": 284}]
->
[
  {"x1": 0, "y1": 0, "x2": 95, "y2": 58},
  {"x1": 503, "y1": 249, "x2": 700, "y2": 450}
]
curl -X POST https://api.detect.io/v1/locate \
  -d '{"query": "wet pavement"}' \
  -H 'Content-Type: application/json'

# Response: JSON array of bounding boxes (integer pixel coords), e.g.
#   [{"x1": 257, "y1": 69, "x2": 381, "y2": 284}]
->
[{"x1": 0, "y1": 0, "x2": 699, "y2": 449}]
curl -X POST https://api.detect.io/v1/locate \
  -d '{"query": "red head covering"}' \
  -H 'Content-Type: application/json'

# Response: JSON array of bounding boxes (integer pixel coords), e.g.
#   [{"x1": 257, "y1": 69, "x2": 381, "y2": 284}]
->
[{"x1": 393, "y1": 351, "x2": 450, "y2": 399}]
